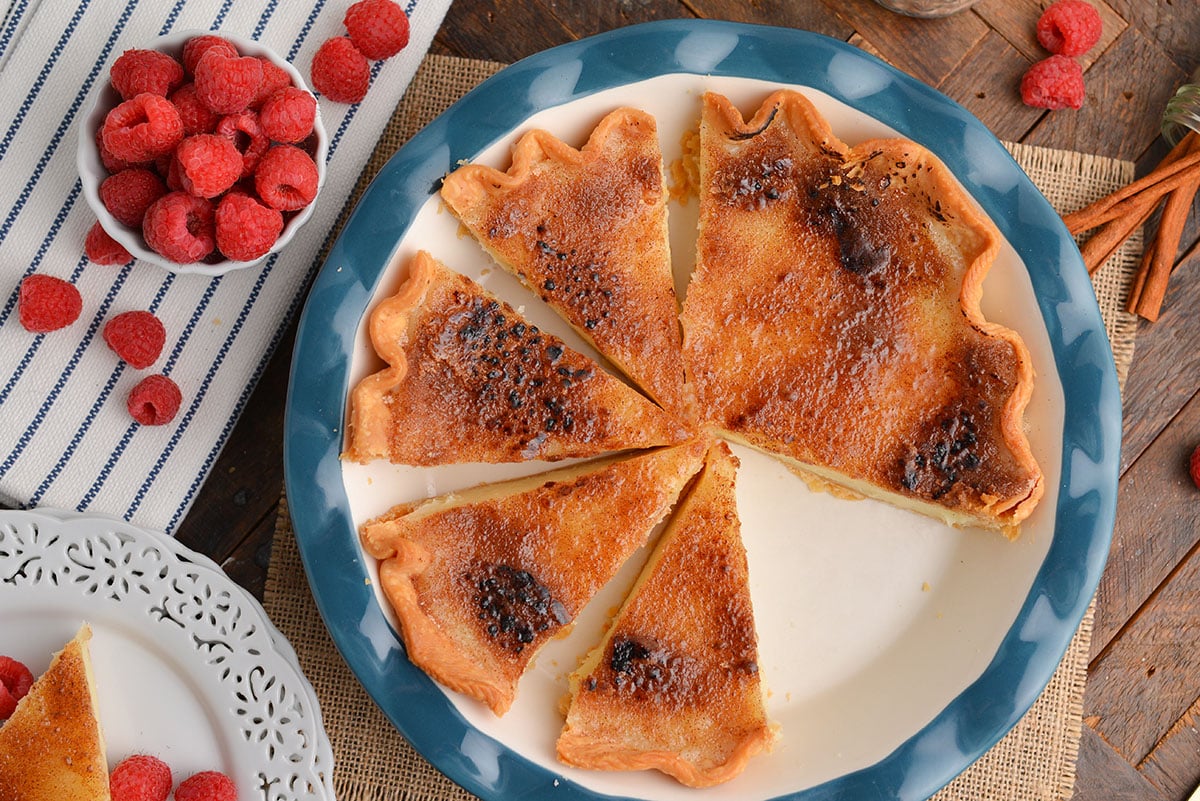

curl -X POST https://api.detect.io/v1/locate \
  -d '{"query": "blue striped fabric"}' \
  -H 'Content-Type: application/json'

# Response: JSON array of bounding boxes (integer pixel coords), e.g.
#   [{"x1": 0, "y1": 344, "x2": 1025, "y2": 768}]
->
[{"x1": 0, "y1": 0, "x2": 450, "y2": 533}]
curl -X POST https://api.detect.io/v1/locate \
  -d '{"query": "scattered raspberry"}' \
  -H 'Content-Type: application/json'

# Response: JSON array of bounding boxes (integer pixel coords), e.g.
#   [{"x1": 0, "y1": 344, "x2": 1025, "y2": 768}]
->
[
  {"x1": 101, "y1": 93, "x2": 185, "y2": 163},
  {"x1": 85, "y1": 221, "x2": 133, "y2": 265},
  {"x1": 174, "y1": 771, "x2": 236, "y2": 801},
  {"x1": 194, "y1": 48, "x2": 264, "y2": 114},
  {"x1": 104, "y1": 310, "x2": 166, "y2": 369},
  {"x1": 1190, "y1": 443, "x2": 1200, "y2": 490},
  {"x1": 1020, "y1": 55, "x2": 1085, "y2": 110},
  {"x1": 17, "y1": 274, "x2": 83, "y2": 332},
  {"x1": 170, "y1": 83, "x2": 221, "y2": 136},
  {"x1": 109, "y1": 754, "x2": 172, "y2": 801},
  {"x1": 310, "y1": 36, "x2": 370, "y2": 104},
  {"x1": 0, "y1": 655, "x2": 34, "y2": 718},
  {"x1": 99, "y1": 167, "x2": 167, "y2": 228},
  {"x1": 175, "y1": 134, "x2": 243, "y2": 198},
  {"x1": 259, "y1": 87, "x2": 317, "y2": 144},
  {"x1": 250, "y1": 56, "x2": 293, "y2": 109},
  {"x1": 142, "y1": 191, "x2": 215, "y2": 263},
  {"x1": 127, "y1": 374, "x2": 182, "y2": 426},
  {"x1": 181, "y1": 35, "x2": 238, "y2": 76},
  {"x1": 215, "y1": 111, "x2": 269, "y2": 178},
  {"x1": 254, "y1": 144, "x2": 320, "y2": 211},
  {"x1": 110, "y1": 49, "x2": 185, "y2": 100},
  {"x1": 344, "y1": 0, "x2": 410, "y2": 60},
  {"x1": 215, "y1": 192, "x2": 283, "y2": 262},
  {"x1": 1037, "y1": 0, "x2": 1103, "y2": 57}
]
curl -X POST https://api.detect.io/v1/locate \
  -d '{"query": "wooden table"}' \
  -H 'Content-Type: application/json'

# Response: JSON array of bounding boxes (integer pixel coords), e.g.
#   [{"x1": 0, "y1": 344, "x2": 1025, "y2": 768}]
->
[{"x1": 177, "y1": 1, "x2": 1200, "y2": 799}]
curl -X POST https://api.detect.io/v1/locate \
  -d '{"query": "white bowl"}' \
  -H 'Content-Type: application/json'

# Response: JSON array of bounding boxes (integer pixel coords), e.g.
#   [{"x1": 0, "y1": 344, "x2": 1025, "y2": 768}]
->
[{"x1": 77, "y1": 29, "x2": 328, "y2": 276}]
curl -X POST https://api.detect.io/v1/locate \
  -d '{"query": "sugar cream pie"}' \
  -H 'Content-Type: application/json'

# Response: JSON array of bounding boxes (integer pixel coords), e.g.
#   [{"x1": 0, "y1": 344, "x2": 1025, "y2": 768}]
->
[
  {"x1": 440, "y1": 108, "x2": 688, "y2": 415},
  {"x1": 0, "y1": 625, "x2": 110, "y2": 801},
  {"x1": 344, "y1": 250, "x2": 689, "y2": 466},
  {"x1": 358, "y1": 438, "x2": 706, "y2": 715},
  {"x1": 556, "y1": 440, "x2": 775, "y2": 787},
  {"x1": 681, "y1": 90, "x2": 1043, "y2": 535}
]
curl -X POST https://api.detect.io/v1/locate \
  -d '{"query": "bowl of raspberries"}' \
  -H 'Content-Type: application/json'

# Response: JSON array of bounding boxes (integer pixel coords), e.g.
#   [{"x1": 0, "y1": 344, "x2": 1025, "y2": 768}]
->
[{"x1": 77, "y1": 30, "x2": 328, "y2": 275}]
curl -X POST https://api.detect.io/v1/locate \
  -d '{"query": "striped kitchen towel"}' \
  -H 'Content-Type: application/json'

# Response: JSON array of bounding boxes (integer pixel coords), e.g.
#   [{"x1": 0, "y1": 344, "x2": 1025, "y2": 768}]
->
[{"x1": 0, "y1": 0, "x2": 450, "y2": 534}]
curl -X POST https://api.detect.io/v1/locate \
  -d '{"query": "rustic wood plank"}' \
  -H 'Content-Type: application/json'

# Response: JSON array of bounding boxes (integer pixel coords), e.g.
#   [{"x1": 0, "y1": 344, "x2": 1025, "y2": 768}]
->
[
  {"x1": 1074, "y1": 725, "x2": 1171, "y2": 801},
  {"x1": 1138, "y1": 695, "x2": 1200, "y2": 801},
  {"x1": 1087, "y1": 537, "x2": 1200, "y2": 763},
  {"x1": 973, "y1": 0, "x2": 1126, "y2": 71},
  {"x1": 1022, "y1": 25, "x2": 1186, "y2": 161},
  {"x1": 215, "y1": 504, "x2": 276, "y2": 602},
  {"x1": 685, "y1": 0, "x2": 851, "y2": 39},
  {"x1": 1104, "y1": 0, "x2": 1200, "y2": 73},
  {"x1": 1092, "y1": 387, "x2": 1200, "y2": 659},
  {"x1": 431, "y1": 0, "x2": 581, "y2": 63},
  {"x1": 1118, "y1": 262, "x2": 1200, "y2": 474},
  {"x1": 823, "y1": 0, "x2": 989, "y2": 87},
  {"x1": 934, "y1": 29, "x2": 1045, "y2": 141}
]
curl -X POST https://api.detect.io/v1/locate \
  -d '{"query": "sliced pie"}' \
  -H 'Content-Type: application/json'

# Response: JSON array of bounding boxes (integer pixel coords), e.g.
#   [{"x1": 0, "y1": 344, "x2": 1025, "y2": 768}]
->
[
  {"x1": 359, "y1": 437, "x2": 707, "y2": 715},
  {"x1": 440, "y1": 108, "x2": 688, "y2": 415},
  {"x1": 344, "y1": 250, "x2": 689, "y2": 465},
  {"x1": 0, "y1": 625, "x2": 110, "y2": 801},
  {"x1": 557, "y1": 440, "x2": 775, "y2": 787},
  {"x1": 681, "y1": 90, "x2": 1043, "y2": 535}
]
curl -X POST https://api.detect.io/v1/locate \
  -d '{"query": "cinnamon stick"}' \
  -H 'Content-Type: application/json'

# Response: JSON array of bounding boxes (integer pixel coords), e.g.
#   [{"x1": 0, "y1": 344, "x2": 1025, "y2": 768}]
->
[
  {"x1": 1080, "y1": 192, "x2": 1161, "y2": 273},
  {"x1": 1063, "y1": 144, "x2": 1200, "y2": 234},
  {"x1": 1128, "y1": 168, "x2": 1200, "y2": 320}
]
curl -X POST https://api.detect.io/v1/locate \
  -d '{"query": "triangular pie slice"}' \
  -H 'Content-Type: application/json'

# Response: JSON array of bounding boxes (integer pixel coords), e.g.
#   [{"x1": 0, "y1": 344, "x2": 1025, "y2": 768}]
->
[
  {"x1": 440, "y1": 108, "x2": 689, "y2": 416},
  {"x1": 359, "y1": 437, "x2": 707, "y2": 715},
  {"x1": 556, "y1": 440, "x2": 775, "y2": 787},
  {"x1": 344, "y1": 250, "x2": 689, "y2": 465},
  {"x1": 0, "y1": 625, "x2": 111, "y2": 801},
  {"x1": 681, "y1": 90, "x2": 1043, "y2": 535}
]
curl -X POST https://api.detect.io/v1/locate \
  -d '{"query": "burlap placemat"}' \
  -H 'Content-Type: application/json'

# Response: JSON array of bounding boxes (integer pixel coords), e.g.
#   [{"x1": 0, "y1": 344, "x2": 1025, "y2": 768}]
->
[{"x1": 264, "y1": 54, "x2": 1139, "y2": 801}]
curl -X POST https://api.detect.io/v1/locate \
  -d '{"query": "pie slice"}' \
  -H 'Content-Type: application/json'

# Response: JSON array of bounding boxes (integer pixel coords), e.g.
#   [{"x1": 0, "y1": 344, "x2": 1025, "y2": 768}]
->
[
  {"x1": 440, "y1": 108, "x2": 688, "y2": 415},
  {"x1": 0, "y1": 625, "x2": 110, "y2": 801},
  {"x1": 681, "y1": 90, "x2": 1043, "y2": 535},
  {"x1": 359, "y1": 437, "x2": 707, "y2": 715},
  {"x1": 344, "y1": 250, "x2": 689, "y2": 465},
  {"x1": 557, "y1": 440, "x2": 775, "y2": 787}
]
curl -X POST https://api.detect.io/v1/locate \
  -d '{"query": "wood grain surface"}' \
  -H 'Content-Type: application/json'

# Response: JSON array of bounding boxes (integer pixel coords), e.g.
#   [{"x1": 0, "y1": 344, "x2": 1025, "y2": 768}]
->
[{"x1": 175, "y1": 2, "x2": 1200, "y2": 799}]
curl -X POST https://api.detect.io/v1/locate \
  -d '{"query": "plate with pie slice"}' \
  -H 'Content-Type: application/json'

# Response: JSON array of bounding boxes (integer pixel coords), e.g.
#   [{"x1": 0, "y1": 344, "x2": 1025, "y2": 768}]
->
[{"x1": 283, "y1": 19, "x2": 1120, "y2": 801}]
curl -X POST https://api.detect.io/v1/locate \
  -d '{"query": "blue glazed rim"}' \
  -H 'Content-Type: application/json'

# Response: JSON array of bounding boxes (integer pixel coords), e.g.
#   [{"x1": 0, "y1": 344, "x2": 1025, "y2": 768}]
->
[{"x1": 283, "y1": 19, "x2": 1120, "y2": 801}]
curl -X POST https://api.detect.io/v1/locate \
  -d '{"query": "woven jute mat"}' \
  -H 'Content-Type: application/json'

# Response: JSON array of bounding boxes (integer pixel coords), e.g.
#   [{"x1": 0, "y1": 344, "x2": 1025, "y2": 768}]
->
[{"x1": 264, "y1": 54, "x2": 1139, "y2": 801}]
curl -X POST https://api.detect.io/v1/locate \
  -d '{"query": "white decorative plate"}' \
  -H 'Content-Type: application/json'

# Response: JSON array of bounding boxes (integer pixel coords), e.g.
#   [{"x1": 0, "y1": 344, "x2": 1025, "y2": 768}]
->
[{"x1": 0, "y1": 509, "x2": 335, "y2": 801}]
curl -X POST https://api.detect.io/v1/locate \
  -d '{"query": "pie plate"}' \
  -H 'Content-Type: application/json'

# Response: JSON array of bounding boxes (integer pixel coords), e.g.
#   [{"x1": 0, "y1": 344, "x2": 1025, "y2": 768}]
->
[
  {"x1": 282, "y1": 19, "x2": 1120, "y2": 801},
  {"x1": 0, "y1": 509, "x2": 335, "y2": 801}
]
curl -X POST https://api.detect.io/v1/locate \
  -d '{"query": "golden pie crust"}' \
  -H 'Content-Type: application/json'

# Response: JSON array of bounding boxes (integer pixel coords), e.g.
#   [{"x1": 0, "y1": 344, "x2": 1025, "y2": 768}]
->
[
  {"x1": 359, "y1": 438, "x2": 707, "y2": 716},
  {"x1": 557, "y1": 440, "x2": 775, "y2": 787},
  {"x1": 440, "y1": 108, "x2": 688, "y2": 416},
  {"x1": 343, "y1": 250, "x2": 689, "y2": 465},
  {"x1": 681, "y1": 90, "x2": 1043, "y2": 534}
]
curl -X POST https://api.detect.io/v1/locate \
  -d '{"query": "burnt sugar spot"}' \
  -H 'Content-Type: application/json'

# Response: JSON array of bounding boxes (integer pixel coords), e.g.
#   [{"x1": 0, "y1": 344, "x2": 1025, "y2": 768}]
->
[{"x1": 467, "y1": 563, "x2": 570, "y2": 654}]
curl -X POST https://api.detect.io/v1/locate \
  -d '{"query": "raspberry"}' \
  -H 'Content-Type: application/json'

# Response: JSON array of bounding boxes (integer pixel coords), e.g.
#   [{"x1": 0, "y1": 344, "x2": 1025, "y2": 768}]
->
[
  {"x1": 254, "y1": 145, "x2": 319, "y2": 211},
  {"x1": 310, "y1": 36, "x2": 370, "y2": 104},
  {"x1": 86, "y1": 221, "x2": 133, "y2": 265},
  {"x1": 101, "y1": 93, "x2": 185, "y2": 163},
  {"x1": 250, "y1": 56, "x2": 293, "y2": 110},
  {"x1": 175, "y1": 134, "x2": 242, "y2": 198},
  {"x1": 175, "y1": 771, "x2": 236, "y2": 801},
  {"x1": 96, "y1": 127, "x2": 138, "y2": 173},
  {"x1": 1020, "y1": 55, "x2": 1085, "y2": 110},
  {"x1": 215, "y1": 192, "x2": 283, "y2": 261},
  {"x1": 126, "y1": 374, "x2": 182, "y2": 426},
  {"x1": 215, "y1": 111, "x2": 270, "y2": 178},
  {"x1": 181, "y1": 35, "x2": 238, "y2": 76},
  {"x1": 259, "y1": 87, "x2": 316, "y2": 144},
  {"x1": 170, "y1": 83, "x2": 221, "y2": 136},
  {"x1": 1037, "y1": 0, "x2": 1103, "y2": 57},
  {"x1": 1190, "y1": 443, "x2": 1200, "y2": 490},
  {"x1": 344, "y1": 0, "x2": 411, "y2": 60},
  {"x1": 18, "y1": 275, "x2": 83, "y2": 332},
  {"x1": 110, "y1": 49, "x2": 184, "y2": 100},
  {"x1": 194, "y1": 48, "x2": 263, "y2": 114},
  {"x1": 104, "y1": 310, "x2": 166, "y2": 368},
  {"x1": 109, "y1": 754, "x2": 172, "y2": 801},
  {"x1": 142, "y1": 191, "x2": 215, "y2": 263},
  {"x1": 0, "y1": 655, "x2": 34, "y2": 710},
  {"x1": 99, "y1": 168, "x2": 167, "y2": 228}
]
